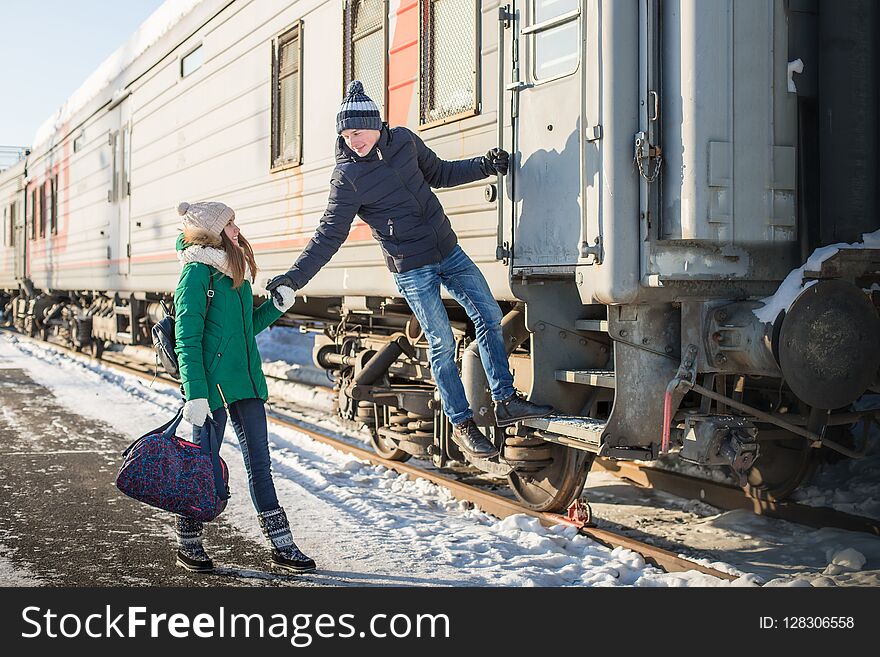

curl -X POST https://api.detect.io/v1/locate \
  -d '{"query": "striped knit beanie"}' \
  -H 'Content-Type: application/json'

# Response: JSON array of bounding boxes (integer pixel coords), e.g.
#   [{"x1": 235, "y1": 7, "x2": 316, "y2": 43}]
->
[{"x1": 336, "y1": 80, "x2": 382, "y2": 133}]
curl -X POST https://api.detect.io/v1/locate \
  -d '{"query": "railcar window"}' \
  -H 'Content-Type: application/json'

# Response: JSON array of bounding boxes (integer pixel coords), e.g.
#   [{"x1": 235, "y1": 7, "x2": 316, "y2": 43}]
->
[
  {"x1": 271, "y1": 22, "x2": 304, "y2": 171},
  {"x1": 39, "y1": 182, "x2": 48, "y2": 238},
  {"x1": 343, "y1": 0, "x2": 387, "y2": 115},
  {"x1": 43, "y1": 180, "x2": 53, "y2": 237},
  {"x1": 419, "y1": 0, "x2": 479, "y2": 126},
  {"x1": 531, "y1": 0, "x2": 580, "y2": 82},
  {"x1": 29, "y1": 189, "x2": 35, "y2": 240},
  {"x1": 9, "y1": 202, "x2": 15, "y2": 246},
  {"x1": 50, "y1": 176, "x2": 58, "y2": 235},
  {"x1": 180, "y1": 44, "x2": 203, "y2": 78}
]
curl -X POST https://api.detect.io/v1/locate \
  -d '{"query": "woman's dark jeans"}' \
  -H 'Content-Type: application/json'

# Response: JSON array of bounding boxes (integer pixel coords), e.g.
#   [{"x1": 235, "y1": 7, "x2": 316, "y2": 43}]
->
[{"x1": 193, "y1": 397, "x2": 279, "y2": 513}]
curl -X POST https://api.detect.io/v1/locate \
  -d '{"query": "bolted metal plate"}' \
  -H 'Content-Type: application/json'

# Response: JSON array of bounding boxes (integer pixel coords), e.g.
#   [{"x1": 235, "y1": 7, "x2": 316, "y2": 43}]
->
[{"x1": 778, "y1": 279, "x2": 880, "y2": 409}]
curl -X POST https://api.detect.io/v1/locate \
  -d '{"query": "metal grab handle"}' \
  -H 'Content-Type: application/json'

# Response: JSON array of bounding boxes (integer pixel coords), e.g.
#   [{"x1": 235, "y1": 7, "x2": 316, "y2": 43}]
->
[{"x1": 495, "y1": 6, "x2": 509, "y2": 262}]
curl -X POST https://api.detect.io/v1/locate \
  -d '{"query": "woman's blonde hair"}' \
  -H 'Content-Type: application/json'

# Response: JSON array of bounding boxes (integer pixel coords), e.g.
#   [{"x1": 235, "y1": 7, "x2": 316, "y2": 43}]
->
[
  {"x1": 182, "y1": 222, "x2": 258, "y2": 289},
  {"x1": 222, "y1": 230, "x2": 258, "y2": 289}
]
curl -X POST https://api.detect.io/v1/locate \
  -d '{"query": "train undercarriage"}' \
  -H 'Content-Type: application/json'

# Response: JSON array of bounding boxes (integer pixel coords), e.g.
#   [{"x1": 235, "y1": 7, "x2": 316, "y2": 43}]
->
[{"x1": 4, "y1": 245, "x2": 880, "y2": 514}]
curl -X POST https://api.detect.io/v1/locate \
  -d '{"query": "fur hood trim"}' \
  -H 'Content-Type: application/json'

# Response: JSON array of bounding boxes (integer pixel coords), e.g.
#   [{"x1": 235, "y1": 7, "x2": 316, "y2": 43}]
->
[{"x1": 182, "y1": 225, "x2": 223, "y2": 248}]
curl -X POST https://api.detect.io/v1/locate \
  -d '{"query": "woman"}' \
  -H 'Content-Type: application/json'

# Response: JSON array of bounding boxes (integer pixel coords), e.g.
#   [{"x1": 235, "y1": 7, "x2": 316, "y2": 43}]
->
[{"x1": 173, "y1": 200, "x2": 314, "y2": 574}]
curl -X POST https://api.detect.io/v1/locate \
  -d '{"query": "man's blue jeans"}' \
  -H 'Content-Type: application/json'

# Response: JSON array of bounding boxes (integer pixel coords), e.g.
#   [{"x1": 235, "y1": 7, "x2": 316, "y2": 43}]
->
[
  {"x1": 392, "y1": 245, "x2": 516, "y2": 425},
  {"x1": 193, "y1": 398, "x2": 280, "y2": 513}
]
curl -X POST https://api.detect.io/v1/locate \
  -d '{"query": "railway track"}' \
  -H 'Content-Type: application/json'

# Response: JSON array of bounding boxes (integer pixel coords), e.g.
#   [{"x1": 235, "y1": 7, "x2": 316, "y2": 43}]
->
[{"x1": 7, "y1": 330, "x2": 878, "y2": 579}]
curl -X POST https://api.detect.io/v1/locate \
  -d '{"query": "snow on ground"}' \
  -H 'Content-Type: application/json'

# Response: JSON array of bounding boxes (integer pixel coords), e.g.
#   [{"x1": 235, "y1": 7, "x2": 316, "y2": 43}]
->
[
  {"x1": 257, "y1": 328, "x2": 880, "y2": 523},
  {"x1": 583, "y1": 470, "x2": 880, "y2": 586},
  {"x1": 1, "y1": 333, "x2": 748, "y2": 587},
  {"x1": 256, "y1": 326, "x2": 332, "y2": 389},
  {"x1": 4, "y1": 331, "x2": 880, "y2": 586},
  {"x1": 255, "y1": 327, "x2": 880, "y2": 585}
]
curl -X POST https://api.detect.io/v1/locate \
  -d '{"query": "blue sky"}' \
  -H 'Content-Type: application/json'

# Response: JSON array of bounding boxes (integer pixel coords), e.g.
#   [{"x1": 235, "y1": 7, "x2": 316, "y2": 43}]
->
[{"x1": 0, "y1": 0, "x2": 166, "y2": 147}]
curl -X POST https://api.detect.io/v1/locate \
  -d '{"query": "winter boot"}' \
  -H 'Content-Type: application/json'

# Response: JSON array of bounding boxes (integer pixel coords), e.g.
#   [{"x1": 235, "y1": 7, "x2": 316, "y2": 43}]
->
[
  {"x1": 451, "y1": 418, "x2": 499, "y2": 460},
  {"x1": 175, "y1": 516, "x2": 213, "y2": 573},
  {"x1": 257, "y1": 508, "x2": 316, "y2": 573},
  {"x1": 493, "y1": 391, "x2": 554, "y2": 427}
]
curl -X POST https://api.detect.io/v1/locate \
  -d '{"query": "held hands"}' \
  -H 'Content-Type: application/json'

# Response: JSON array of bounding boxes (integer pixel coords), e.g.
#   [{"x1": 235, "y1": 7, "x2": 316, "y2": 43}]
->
[
  {"x1": 183, "y1": 398, "x2": 211, "y2": 427},
  {"x1": 266, "y1": 274, "x2": 298, "y2": 312},
  {"x1": 271, "y1": 285, "x2": 298, "y2": 312},
  {"x1": 482, "y1": 148, "x2": 510, "y2": 176}
]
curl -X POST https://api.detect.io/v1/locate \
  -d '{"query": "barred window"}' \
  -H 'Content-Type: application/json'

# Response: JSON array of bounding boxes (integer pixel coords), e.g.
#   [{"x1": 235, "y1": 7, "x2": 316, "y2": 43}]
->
[
  {"x1": 420, "y1": 0, "x2": 479, "y2": 126},
  {"x1": 271, "y1": 23, "x2": 304, "y2": 170},
  {"x1": 343, "y1": 1, "x2": 387, "y2": 115}
]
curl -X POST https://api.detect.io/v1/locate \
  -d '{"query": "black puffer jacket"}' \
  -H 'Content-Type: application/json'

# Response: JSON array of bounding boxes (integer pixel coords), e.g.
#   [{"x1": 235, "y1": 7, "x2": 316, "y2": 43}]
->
[{"x1": 285, "y1": 125, "x2": 489, "y2": 288}]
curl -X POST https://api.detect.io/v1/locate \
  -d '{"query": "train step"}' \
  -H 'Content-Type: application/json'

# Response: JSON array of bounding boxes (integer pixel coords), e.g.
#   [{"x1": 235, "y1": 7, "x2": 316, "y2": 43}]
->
[
  {"x1": 521, "y1": 415, "x2": 605, "y2": 450},
  {"x1": 554, "y1": 369, "x2": 616, "y2": 388},
  {"x1": 573, "y1": 319, "x2": 609, "y2": 332}
]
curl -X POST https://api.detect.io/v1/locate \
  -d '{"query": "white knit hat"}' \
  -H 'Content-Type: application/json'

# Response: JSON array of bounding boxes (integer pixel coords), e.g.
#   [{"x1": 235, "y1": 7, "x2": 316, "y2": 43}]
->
[{"x1": 177, "y1": 201, "x2": 234, "y2": 237}]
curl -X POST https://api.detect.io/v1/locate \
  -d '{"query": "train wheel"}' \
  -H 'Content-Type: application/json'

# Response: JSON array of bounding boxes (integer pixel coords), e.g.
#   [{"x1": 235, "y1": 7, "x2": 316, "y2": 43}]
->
[
  {"x1": 743, "y1": 431, "x2": 818, "y2": 502},
  {"x1": 368, "y1": 427, "x2": 412, "y2": 462},
  {"x1": 507, "y1": 444, "x2": 593, "y2": 513}
]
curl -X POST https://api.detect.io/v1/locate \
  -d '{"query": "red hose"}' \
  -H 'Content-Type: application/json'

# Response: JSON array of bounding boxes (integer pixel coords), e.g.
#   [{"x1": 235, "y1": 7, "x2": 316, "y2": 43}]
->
[{"x1": 661, "y1": 388, "x2": 673, "y2": 454}]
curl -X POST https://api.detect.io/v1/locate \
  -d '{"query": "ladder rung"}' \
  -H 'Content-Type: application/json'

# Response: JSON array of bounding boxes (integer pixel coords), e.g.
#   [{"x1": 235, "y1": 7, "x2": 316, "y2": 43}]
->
[
  {"x1": 574, "y1": 319, "x2": 609, "y2": 332},
  {"x1": 555, "y1": 369, "x2": 616, "y2": 388},
  {"x1": 522, "y1": 415, "x2": 606, "y2": 447}
]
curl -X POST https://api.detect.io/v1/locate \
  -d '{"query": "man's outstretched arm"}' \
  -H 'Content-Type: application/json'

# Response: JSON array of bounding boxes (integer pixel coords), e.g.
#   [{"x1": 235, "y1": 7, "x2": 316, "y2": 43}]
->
[
  {"x1": 267, "y1": 168, "x2": 360, "y2": 302},
  {"x1": 409, "y1": 129, "x2": 508, "y2": 188}
]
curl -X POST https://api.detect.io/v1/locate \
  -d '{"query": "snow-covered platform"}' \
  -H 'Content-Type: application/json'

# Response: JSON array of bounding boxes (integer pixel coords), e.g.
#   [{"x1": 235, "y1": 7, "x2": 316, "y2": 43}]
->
[{"x1": 3, "y1": 332, "x2": 880, "y2": 587}]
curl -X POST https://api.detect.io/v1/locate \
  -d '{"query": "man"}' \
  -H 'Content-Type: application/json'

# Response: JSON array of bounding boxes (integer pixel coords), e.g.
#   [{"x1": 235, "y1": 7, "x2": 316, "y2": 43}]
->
[{"x1": 267, "y1": 80, "x2": 552, "y2": 463}]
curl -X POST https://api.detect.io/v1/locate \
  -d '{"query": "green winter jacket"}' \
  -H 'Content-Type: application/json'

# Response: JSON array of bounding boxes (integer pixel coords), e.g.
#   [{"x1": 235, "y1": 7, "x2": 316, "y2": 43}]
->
[{"x1": 173, "y1": 235, "x2": 284, "y2": 412}]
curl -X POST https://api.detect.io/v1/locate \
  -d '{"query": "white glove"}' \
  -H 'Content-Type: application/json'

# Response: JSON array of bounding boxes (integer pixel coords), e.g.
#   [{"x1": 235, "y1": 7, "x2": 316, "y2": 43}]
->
[
  {"x1": 272, "y1": 284, "x2": 298, "y2": 312},
  {"x1": 183, "y1": 398, "x2": 211, "y2": 427}
]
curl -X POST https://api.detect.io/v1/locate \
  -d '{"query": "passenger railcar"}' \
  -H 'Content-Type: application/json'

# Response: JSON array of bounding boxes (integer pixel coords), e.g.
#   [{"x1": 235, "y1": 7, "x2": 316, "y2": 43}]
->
[{"x1": 2, "y1": 0, "x2": 878, "y2": 511}]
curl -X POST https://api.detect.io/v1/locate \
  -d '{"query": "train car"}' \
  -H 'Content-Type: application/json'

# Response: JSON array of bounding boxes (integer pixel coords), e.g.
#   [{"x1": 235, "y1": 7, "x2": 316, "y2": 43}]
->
[
  {"x1": 3, "y1": 0, "x2": 878, "y2": 512},
  {"x1": 0, "y1": 160, "x2": 26, "y2": 314}
]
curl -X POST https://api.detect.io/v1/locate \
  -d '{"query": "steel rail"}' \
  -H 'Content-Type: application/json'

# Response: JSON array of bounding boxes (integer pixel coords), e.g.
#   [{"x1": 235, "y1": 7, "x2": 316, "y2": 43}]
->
[{"x1": 592, "y1": 457, "x2": 880, "y2": 537}]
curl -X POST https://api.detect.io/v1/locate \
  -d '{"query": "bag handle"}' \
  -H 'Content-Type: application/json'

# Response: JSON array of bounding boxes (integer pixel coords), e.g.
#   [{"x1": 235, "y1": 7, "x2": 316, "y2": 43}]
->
[
  {"x1": 200, "y1": 417, "x2": 229, "y2": 500},
  {"x1": 121, "y1": 407, "x2": 184, "y2": 457}
]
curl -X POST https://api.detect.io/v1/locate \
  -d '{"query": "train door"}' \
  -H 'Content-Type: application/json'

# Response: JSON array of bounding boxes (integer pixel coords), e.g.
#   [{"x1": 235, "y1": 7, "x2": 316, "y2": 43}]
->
[
  {"x1": 507, "y1": 0, "x2": 585, "y2": 271},
  {"x1": 109, "y1": 96, "x2": 132, "y2": 276},
  {"x1": 13, "y1": 199, "x2": 26, "y2": 281}
]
